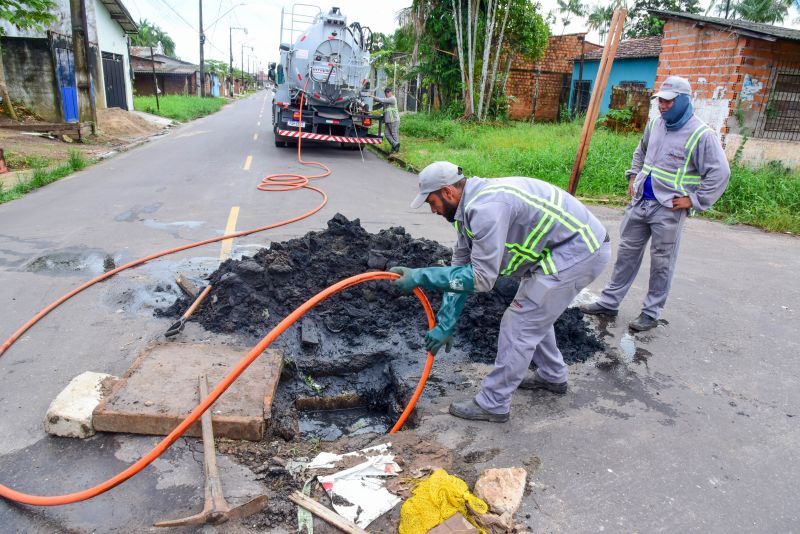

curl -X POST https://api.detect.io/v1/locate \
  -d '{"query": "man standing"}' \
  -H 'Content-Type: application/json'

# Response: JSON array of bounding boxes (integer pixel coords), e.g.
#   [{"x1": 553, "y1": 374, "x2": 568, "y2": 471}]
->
[
  {"x1": 391, "y1": 162, "x2": 611, "y2": 422},
  {"x1": 581, "y1": 76, "x2": 730, "y2": 331},
  {"x1": 373, "y1": 87, "x2": 401, "y2": 152}
]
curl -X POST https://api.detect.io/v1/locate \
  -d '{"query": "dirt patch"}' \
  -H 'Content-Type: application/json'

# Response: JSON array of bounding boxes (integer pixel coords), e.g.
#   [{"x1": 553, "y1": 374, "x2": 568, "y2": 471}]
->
[{"x1": 95, "y1": 107, "x2": 164, "y2": 142}]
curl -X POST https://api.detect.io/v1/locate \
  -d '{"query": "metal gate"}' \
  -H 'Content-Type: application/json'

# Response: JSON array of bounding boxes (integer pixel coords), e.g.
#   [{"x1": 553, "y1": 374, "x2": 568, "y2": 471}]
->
[{"x1": 102, "y1": 52, "x2": 127, "y2": 109}]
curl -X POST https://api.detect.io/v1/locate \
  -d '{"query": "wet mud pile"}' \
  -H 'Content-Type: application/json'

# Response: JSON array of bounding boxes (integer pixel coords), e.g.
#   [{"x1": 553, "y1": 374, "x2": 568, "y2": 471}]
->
[
  {"x1": 161, "y1": 215, "x2": 604, "y2": 438},
  {"x1": 165, "y1": 214, "x2": 602, "y2": 363}
]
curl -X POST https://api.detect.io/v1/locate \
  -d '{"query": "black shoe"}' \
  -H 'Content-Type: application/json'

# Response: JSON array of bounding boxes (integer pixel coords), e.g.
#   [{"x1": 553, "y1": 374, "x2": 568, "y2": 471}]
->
[
  {"x1": 448, "y1": 399, "x2": 509, "y2": 423},
  {"x1": 518, "y1": 372, "x2": 568, "y2": 395},
  {"x1": 580, "y1": 302, "x2": 618, "y2": 317},
  {"x1": 629, "y1": 312, "x2": 658, "y2": 332},
  {"x1": 395, "y1": 143, "x2": 400, "y2": 152}
]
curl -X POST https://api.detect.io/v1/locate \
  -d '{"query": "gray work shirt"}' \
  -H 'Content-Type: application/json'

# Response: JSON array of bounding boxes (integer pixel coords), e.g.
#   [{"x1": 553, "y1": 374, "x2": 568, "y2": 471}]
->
[
  {"x1": 452, "y1": 177, "x2": 608, "y2": 293},
  {"x1": 373, "y1": 95, "x2": 400, "y2": 124},
  {"x1": 628, "y1": 115, "x2": 730, "y2": 211}
]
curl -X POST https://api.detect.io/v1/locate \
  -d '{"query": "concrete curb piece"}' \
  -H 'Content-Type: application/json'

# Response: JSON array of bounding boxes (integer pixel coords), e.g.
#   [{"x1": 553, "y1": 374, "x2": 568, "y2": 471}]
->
[{"x1": 44, "y1": 371, "x2": 118, "y2": 438}]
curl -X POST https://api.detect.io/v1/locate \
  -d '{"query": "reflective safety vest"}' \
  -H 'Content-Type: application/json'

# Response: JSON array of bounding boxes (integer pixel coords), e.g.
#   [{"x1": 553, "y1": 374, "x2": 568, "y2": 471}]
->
[
  {"x1": 628, "y1": 115, "x2": 730, "y2": 211},
  {"x1": 451, "y1": 177, "x2": 607, "y2": 292}
]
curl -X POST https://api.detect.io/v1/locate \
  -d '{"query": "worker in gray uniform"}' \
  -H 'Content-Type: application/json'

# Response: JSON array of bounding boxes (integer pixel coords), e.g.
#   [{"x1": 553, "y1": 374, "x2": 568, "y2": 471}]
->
[
  {"x1": 373, "y1": 87, "x2": 400, "y2": 152},
  {"x1": 390, "y1": 162, "x2": 611, "y2": 422},
  {"x1": 581, "y1": 76, "x2": 730, "y2": 331}
]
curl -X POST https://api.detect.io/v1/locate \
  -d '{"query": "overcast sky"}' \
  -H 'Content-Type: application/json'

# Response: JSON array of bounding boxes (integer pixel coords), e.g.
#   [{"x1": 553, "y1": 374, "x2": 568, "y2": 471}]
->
[{"x1": 124, "y1": 0, "x2": 800, "y2": 70}]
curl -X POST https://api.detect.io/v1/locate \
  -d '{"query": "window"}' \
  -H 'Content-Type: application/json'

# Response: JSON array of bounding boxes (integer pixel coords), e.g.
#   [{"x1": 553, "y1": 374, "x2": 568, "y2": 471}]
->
[{"x1": 571, "y1": 80, "x2": 591, "y2": 115}]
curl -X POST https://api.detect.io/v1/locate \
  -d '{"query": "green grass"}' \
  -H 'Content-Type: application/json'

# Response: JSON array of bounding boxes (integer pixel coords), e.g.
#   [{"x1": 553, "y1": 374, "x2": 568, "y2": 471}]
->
[
  {"x1": 3, "y1": 151, "x2": 52, "y2": 171},
  {"x1": 0, "y1": 150, "x2": 90, "y2": 204},
  {"x1": 383, "y1": 113, "x2": 800, "y2": 234},
  {"x1": 133, "y1": 95, "x2": 227, "y2": 122}
]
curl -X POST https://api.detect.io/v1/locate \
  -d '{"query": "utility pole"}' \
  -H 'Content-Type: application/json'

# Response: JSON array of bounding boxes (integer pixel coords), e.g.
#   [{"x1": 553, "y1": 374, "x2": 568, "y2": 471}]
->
[
  {"x1": 69, "y1": 0, "x2": 96, "y2": 126},
  {"x1": 241, "y1": 44, "x2": 253, "y2": 91},
  {"x1": 198, "y1": 0, "x2": 205, "y2": 97},
  {"x1": 230, "y1": 27, "x2": 246, "y2": 96}
]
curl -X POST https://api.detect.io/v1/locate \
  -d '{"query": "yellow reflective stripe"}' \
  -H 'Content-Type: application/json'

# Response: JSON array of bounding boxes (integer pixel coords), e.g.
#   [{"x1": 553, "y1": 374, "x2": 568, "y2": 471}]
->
[
  {"x1": 678, "y1": 125, "x2": 711, "y2": 194},
  {"x1": 505, "y1": 185, "x2": 559, "y2": 274},
  {"x1": 468, "y1": 185, "x2": 600, "y2": 253},
  {"x1": 503, "y1": 216, "x2": 555, "y2": 275}
]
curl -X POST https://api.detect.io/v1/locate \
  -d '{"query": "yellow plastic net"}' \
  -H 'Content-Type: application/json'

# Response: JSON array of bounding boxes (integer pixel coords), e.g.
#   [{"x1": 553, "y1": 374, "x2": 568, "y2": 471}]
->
[{"x1": 398, "y1": 469, "x2": 489, "y2": 534}]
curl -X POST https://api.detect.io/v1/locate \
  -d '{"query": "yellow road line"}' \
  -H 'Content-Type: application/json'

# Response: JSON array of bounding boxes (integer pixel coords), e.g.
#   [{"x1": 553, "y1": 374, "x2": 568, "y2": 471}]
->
[
  {"x1": 219, "y1": 206, "x2": 240, "y2": 261},
  {"x1": 244, "y1": 155, "x2": 253, "y2": 170},
  {"x1": 253, "y1": 133, "x2": 258, "y2": 141}
]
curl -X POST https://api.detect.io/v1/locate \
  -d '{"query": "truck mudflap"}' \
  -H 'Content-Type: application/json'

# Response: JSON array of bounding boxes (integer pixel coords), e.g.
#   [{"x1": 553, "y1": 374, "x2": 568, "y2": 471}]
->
[{"x1": 277, "y1": 130, "x2": 383, "y2": 144}]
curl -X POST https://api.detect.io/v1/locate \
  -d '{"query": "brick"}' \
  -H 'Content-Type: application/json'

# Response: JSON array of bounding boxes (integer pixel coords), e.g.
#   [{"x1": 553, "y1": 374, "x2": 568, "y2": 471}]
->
[{"x1": 474, "y1": 467, "x2": 527, "y2": 516}]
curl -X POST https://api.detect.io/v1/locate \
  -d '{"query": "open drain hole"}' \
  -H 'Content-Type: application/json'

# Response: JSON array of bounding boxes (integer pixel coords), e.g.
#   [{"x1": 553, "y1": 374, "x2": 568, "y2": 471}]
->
[{"x1": 273, "y1": 359, "x2": 414, "y2": 442}]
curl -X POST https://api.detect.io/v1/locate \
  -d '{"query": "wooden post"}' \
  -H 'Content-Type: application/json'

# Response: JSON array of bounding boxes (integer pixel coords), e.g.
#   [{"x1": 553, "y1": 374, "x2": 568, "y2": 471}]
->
[
  {"x1": 567, "y1": 8, "x2": 627, "y2": 196},
  {"x1": 289, "y1": 492, "x2": 368, "y2": 534}
]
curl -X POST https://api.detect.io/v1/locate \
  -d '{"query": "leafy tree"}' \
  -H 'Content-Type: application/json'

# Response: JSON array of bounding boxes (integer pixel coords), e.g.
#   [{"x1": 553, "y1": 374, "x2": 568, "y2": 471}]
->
[
  {"x1": 130, "y1": 19, "x2": 177, "y2": 58},
  {"x1": 204, "y1": 59, "x2": 228, "y2": 77},
  {"x1": 451, "y1": 0, "x2": 548, "y2": 120},
  {"x1": 0, "y1": 0, "x2": 57, "y2": 120},
  {"x1": 625, "y1": 0, "x2": 702, "y2": 37}
]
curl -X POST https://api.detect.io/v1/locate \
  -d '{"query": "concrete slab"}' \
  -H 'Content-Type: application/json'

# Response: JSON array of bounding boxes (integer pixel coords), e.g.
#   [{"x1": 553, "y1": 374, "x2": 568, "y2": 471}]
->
[
  {"x1": 44, "y1": 371, "x2": 118, "y2": 438},
  {"x1": 92, "y1": 342, "x2": 282, "y2": 441}
]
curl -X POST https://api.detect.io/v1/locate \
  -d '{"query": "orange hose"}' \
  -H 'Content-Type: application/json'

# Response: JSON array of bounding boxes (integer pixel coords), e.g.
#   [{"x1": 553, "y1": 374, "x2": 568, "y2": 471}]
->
[
  {"x1": 0, "y1": 272, "x2": 433, "y2": 506},
  {"x1": 0, "y1": 88, "x2": 436, "y2": 507}
]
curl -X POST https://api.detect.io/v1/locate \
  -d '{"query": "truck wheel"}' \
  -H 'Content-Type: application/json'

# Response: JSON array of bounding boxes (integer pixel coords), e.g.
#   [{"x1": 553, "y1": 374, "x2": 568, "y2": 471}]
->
[{"x1": 274, "y1": 136, "x2": 287, "y2": 147}]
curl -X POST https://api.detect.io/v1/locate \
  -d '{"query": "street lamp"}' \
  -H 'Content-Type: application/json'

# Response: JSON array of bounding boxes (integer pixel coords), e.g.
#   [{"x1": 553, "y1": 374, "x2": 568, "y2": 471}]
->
[{"x1": 230, "y1": 26, "x2": 247, "y2": 96}]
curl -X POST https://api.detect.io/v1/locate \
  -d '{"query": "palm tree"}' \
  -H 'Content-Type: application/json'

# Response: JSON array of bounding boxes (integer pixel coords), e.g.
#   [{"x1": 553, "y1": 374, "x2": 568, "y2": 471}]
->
[
  {"x1": 556, "y1": 0, "x2": 585, "y2": 34},
  {"x1": 586, "y1": 4, "x2": 614, "y2": 41},
  {"x1": 130, "y1": 19, "x2": 177, "y2": 58},
  {"x1": 733, "y1": 0, "x2": 790, "y2": 22}
]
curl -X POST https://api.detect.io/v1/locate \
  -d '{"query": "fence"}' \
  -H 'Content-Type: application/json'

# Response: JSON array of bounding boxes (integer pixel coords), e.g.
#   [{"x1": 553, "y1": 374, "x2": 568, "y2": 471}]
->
[{"x1": 753, "y1": 61, "x2": 800, "y2": 141}]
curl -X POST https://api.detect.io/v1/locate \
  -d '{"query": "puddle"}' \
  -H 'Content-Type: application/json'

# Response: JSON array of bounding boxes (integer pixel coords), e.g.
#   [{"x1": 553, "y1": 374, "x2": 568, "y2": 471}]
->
[
  {"x1": 25, "y1": 249, "x2": 120, "y2": 276},
  {"x1": 299, "y1": 407, "x2": 391, "y2": 441},
  {"x1": 619, "y1": 333, "x2": 653, "y2": 365},
  {"x1": 114, "y1": 203, "x2": 163, "y2": 222}
]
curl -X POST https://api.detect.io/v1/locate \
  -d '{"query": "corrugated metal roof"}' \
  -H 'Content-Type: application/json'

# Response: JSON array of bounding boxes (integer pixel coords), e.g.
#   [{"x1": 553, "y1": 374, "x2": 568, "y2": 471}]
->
[
  {"x1": 581, "y1": 36, "x2": 663, "y2": 61},
  {"x1": 650, "y1": 10, "x2": 800, "y2": 42},
  {"x1": 99, "y1": 0, "x2": 138, "y2": 33}
]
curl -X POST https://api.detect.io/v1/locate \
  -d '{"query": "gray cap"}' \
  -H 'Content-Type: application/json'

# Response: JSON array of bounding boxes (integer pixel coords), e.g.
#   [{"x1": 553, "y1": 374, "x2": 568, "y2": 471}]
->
[
  {"x1": 652, "y1": 76, "x2": 691, "y2": 100},
  {"x1": 410, "y1": 161, "x2": 464, "y2": 209}
]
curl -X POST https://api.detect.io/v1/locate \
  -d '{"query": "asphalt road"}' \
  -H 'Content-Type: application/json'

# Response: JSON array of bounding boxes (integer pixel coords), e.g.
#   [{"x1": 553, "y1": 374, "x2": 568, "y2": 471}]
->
[{"x1": 1, "y1": 92, "x2": 799, "y2": 532}]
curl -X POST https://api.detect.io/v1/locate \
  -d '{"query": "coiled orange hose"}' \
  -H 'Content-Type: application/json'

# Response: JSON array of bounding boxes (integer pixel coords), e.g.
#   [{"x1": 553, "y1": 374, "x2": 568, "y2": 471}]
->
[{"x1": 0, "y1": 89, "x2": 435, "y2": 507}]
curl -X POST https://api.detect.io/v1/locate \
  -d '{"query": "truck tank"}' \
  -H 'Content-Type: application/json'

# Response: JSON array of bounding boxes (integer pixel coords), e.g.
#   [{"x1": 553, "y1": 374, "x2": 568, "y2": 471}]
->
[{"x1": 272, "y1": 5, "x2": 384, "y2": 148}]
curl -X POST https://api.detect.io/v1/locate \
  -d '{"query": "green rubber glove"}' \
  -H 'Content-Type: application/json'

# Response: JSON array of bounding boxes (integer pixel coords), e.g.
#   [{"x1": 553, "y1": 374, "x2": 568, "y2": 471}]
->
[
  {"x1": 389, "y1": 265, "x2": 476, "y2": 293},
  {"x1": 424, "y1": 292, "x2": 468, "y2": 355}
]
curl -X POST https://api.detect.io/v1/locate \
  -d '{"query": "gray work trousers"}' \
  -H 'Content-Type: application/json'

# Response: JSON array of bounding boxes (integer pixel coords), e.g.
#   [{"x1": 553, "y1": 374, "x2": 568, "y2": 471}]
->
[
  {"x1": 475, "y1": 243, "x2": 611, "y2": 414},
  {"x1": 597, "y1": 199, "x2": 687, "y2": 319},
  {"x1": 384, "y1": 121, "x2": 399, "y2": 148}
]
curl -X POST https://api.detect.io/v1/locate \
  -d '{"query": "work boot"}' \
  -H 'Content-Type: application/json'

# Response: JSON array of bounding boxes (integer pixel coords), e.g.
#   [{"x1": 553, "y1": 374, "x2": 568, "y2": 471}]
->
[
  {"x1": 518, "y1": 372, "x2": 568, "y2": 395},
  {"x1": 448, "y1": 399, "x2": 509, "y2": 423},
  {"x1": 629, "y1": 312, "x2": 658, "y2": 332},
  {"x1": 579, "y1": 301, "x2": 618, "y2": 317},
  {"x1": 395, "y1": 143, "x2": 400, "y2": 152}
]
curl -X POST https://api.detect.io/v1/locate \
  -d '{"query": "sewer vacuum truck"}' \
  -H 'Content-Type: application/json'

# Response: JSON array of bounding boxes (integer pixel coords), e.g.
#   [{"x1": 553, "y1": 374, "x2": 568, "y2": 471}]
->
[{"x1": 272, "y1": 5, "x2": 384, "y2": 148}]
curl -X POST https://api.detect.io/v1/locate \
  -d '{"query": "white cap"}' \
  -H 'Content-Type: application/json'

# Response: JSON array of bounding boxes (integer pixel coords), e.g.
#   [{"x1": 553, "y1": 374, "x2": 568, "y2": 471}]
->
[
  {"x1": 652, "y1": 76, "x2": 692, "y2": 100},
  {"x1": 410, "y1": 161, "x2": 465, "y2": 209}
]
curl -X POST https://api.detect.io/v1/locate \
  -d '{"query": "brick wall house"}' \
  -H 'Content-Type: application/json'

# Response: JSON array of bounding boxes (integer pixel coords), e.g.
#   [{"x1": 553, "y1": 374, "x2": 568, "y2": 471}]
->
[
  {"x1": 130, "y1": 48, "x2": 209, "y2": 97},
  {"x1": 506, "y1": 34, "x2": 602, "y2": 122},
  {"x1": 651, "y1": 10, "x2": 800, "y2": 167}
]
